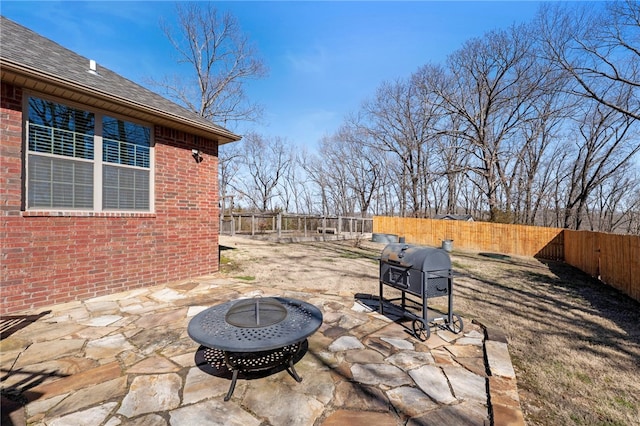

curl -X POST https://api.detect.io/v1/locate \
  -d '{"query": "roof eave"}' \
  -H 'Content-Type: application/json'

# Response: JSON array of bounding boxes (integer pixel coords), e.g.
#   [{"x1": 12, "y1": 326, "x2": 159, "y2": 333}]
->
[{"x1": 0, "y1": 59, "x2": 242, "y2": 145}]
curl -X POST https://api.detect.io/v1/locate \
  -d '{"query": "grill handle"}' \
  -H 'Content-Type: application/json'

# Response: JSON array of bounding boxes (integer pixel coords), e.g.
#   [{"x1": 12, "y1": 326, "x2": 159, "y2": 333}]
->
[{"x1": 382, "y1": 258, "x2": 412, "y2": 269}]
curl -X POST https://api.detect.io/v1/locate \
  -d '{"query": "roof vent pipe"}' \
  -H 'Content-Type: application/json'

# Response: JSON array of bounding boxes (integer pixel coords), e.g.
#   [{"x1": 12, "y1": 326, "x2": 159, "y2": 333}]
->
[{"x1": 89, "y1": 59, "x2": 97, "y2": 74}]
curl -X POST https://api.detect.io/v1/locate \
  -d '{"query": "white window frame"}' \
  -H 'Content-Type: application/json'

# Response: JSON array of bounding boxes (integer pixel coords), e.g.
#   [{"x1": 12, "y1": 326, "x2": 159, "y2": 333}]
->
[{"x1": 24, "y1": 93, "x2": 155, "y2": 214}]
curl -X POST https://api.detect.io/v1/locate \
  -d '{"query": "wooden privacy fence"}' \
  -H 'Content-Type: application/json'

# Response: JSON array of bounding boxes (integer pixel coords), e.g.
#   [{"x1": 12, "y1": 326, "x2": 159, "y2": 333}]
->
[
  {"x1": 373, "y1": 217, "x2": 564, "y2": 259},
  {"x1": 373, "y1": 216, "x2": 639, "y2": 303},
  {"x1": 564, "y1": 230, "x2": 640, "y2": 302}
]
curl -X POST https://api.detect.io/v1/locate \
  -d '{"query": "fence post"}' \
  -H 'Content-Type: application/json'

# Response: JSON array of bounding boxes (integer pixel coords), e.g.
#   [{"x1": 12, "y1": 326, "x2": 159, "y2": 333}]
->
[
  {"x1": 322, "y1": 217, "x2": 327, "y2": 239},
  {"x1": 277, "y1": 212, "x2": 282, "y2": 238}
]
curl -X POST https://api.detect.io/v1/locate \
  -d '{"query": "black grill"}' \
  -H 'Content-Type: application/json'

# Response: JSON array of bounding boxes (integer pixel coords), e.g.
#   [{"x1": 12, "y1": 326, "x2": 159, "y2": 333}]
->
[{"x1": 379, "y1": 243, "x2": 463, "y2": 340}]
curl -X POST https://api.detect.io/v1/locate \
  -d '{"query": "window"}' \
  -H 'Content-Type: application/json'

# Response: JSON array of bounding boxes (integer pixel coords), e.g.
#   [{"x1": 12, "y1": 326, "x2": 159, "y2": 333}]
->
[
  {"x1": 102, "y1": 116, "x2": 151, "y2": 210},
  {"x1": 26, "y1": 96, "x2": 152, "y2": 212}
]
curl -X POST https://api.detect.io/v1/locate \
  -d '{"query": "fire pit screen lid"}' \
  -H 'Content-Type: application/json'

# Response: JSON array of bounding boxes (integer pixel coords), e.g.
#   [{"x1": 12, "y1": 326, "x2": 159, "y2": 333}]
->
[{"x1": 225, "y1": 297, "x2": 287, "y2": 328}]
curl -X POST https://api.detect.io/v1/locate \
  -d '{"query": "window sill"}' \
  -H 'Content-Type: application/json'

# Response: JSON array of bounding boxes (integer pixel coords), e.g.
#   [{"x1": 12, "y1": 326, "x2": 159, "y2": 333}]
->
[{"x1": 22, "y1": 210, "x2": 157, "y2": 218}]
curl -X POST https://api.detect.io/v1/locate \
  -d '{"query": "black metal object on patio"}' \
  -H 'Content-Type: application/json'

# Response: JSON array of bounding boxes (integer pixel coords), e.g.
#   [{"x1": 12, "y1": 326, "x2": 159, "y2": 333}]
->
[
  {"x1": 188, "y1": 297, "x2": 323, "y2": 400},
  {"x1": 379, "y1": 243, "x2": 463, "y2": 340}
]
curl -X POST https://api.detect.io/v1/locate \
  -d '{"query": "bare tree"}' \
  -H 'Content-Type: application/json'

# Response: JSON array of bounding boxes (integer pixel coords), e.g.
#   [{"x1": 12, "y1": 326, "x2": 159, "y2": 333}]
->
[
  {"x1": 317, "y1": 124, "x2": 384, "y2": 216},
  {"x1": 537, "y1": 1, "x2": 640, "y2": 120},
  {"x1": 300, "y1": 152, "x2": 331, "y2": 216},
  {"x1": 308, "y1": 135, "x2": 356, "y2": 216},
  {"x1": 218, "y1": 142, "x2": 242, "y2": 203},
  {"x1": 277, "y1": 151, "x2": 308, "y2": 214},
  {"x1": 234, "y1": 133, "x2": 291, "y2": 211},
  {"x1": 621, "y1": 184, "x2": 640, "y2": 234},
  {"x1": 359, "y1": 72, "x2": 443, "y2": 217},
  {"x1": 152, "y1": 2, "x2": 268, "y2": 126},
  {"x1": 294, "y1": 147, "x2": 324, "y2": 214},
  {"x1": 562, "y1": 101, "x2": 640, "y2": 229},
  {"x1": 431, "y1": 112, "x2": 471, "y2": 215},
  {"x1": 438, "y1": 25, "x2": 549, "y2": 222},
  {"x1": 586, "y1": 165, "x2": 640, "y2": 232},
  {"x1": 512, "y1": 82, "x2": 575, "y2": 225}
]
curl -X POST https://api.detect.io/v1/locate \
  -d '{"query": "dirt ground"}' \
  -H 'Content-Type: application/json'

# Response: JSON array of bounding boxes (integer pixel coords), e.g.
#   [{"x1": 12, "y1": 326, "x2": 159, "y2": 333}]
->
[
  {"x1": 218, "y1": 235, "x2": 640, "y2": 426},
  {"x1": 218, "y1": 235, "x2": 382, "y2": 296}
]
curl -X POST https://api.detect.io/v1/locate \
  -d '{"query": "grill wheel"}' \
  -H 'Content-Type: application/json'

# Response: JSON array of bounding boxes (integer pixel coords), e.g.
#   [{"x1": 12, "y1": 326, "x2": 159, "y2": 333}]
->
[
  {"x1": 412, "y1": 319, "x2": 430, "y2": 341},
  {"x1": 447, "y1": 313, "x2": 464, "y2": 334}
]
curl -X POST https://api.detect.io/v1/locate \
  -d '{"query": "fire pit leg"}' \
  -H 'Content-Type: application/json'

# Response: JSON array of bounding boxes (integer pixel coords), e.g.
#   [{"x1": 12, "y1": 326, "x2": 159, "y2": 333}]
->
[
  {"x1": 287, "y1": 358, "x2": 303, "y2": 382},
  {"x1": 225, "y1": 368, "x2": 240, "y2": 401}
]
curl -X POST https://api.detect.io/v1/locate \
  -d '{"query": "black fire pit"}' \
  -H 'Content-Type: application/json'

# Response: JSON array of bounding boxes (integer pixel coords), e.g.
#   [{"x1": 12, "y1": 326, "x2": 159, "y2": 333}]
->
[{"x1": 188, "y1": 296, "x2": 323, "y2": 400}]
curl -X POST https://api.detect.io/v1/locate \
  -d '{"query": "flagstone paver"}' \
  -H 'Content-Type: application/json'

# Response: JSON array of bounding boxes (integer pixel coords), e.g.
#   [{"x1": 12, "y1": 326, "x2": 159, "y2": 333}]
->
[
  {"x1": 0, "y1": 336, "x2": 30, "y2": 354},
  {"x1": 127, "y1": 355, "x2": 181, "y2": 374},
  {"x1": 80, "y1": 315, "x2": 123, "y2": 327},
  {"x1": 344, "y1": 348, "x2": 386, "y2": 364},
  {"x1": 380, "y1": 337, "x2": 415, "y2": 350},
  {"x1": 45, "y1": 376, "x2": 126, "y2": 418},
  {"x1": 407, "y1": 401, "x2": 490, "y2": 426},
  {"x1": 118, "y1": 413, "x2": 166, "y2": 426},
  {"x1": 1, "y1": 269, "x2": 524, "y2": 426},
  {"x1": 386, "y1": 350, "x2": 435, "y2": 369},
  {"x1": 321, "y1": 409, "x2": 398, "y2": 426},
  {"x1": 27, "y1": 361, "x2": 122, "y2": 401},
  {"x1": 328, "y1": 335, "x2": 365, "y2": 351},
  {"x1": 14, "y1": 323, "x2": 87, "y2": 343},
  {"x1": 442, "y1": 365, "x2": 487, "y2": 403},
  {"x1": 242, "y1": 380, "x2": 326, "y2": 426},
  {"x1": 485, "y1": 340, "x2": 517, "y2": 378},
  {"x1": 117, "y1": 373, "x2": 182, "y2": 418},
  {"x1": 84, "y1": 300, "x2": 120, "y2": 313},
  {"x1": 386, "y1": 386, "x2": 439, "y2": 417},
  {"x1": 84, "y1": 334, "x2": 133, "y2": 361},
  {"x1": 14, "y1": 339, "x2": 85, "y2": 367},
  {"x1": 332, "y1": 381, "x2": 390, "y2": 411},
  {"x1": 446, "y1": 342, "x2": 484, "y2": 358},
  {"x1": 351, "y1": 363, "x2": 413, "y2": 387},
  {"x1": 169, "y1": 399, "x2": 261, "y2": 426},
  {"x1": 1, "y1": 357, "x2": 97, "y2": 389},
  {"x1": 409, "y1": 365, "x2": 457, "y2": 404},
  {"x1": 47, "y1": 402, "x2": 118, "y2": 426},
  {"x1": 183, "y1": 367, "x2": 228, "y2": 404}
]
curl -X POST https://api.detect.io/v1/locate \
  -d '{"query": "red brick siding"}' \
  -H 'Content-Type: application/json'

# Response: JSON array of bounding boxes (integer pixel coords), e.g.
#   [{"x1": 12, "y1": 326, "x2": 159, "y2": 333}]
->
[
  {"x1": 0, "y1": 82, "x2": 23, "y2": 216},
  {"x1": 1, "y1": 83, "x2": 221, "y2": 314}
]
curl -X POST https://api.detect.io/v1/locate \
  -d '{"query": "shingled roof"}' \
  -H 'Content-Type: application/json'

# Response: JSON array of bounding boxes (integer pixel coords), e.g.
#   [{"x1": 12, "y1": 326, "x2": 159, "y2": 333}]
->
[{"x1": 0, "y1": 16, "x2": 241, "y2": 144}]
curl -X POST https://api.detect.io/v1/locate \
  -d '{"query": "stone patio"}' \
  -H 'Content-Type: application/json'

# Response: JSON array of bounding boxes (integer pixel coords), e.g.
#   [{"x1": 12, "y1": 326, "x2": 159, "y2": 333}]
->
[{"x1": 1, "y1": 274, "x2": 524, "y2": 426}]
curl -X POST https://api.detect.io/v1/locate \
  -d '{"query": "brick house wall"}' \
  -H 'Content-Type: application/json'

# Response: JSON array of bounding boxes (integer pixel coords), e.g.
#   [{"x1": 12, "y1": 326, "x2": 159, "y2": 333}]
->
[{"x1": 1, "y1": 82, "x2": 221, "y2": 314}]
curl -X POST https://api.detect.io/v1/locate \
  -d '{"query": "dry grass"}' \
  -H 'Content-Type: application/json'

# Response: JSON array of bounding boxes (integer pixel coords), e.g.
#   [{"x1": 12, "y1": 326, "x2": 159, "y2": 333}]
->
[
  {"x1": 449, "y1": 252, "x2": 640, "y2": 426},
  {"x1": 220, "y1": 237, "x2": 640, "y2": 425}
]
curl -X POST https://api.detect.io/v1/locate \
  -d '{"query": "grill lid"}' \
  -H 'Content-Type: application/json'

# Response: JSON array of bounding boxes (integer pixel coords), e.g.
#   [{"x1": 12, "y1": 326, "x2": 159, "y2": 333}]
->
[{"x1": 380, "y1": 243, "x2": 451, "y2": 271}]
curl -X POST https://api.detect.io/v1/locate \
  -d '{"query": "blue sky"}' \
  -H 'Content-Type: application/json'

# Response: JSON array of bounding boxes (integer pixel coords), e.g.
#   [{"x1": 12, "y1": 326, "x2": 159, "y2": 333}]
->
[{"x1": 2, "y1": 1, "x2": 544, "y2": 148}]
